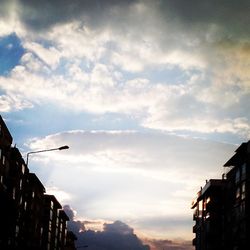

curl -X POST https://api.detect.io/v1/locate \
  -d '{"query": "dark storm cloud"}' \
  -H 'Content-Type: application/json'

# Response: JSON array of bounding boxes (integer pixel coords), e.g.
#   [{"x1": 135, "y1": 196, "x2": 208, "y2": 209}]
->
[
  {"x1": 103, "y1": 220, "x2": 134, "y2": 235},
  {"x1": 0, "y1": 0, "x2": 9, "y2": 15},
  {"x1": 63, "y1": 205, "x2": 150, "y2": 250},
  {"x1": 16, "y1": 0, "x2": 137, "y2": 30},
  {"x1": 3, "y1": 0, "x2": 249, "y2": 40},
  {"x1": 63, "y1": 205, "x2": 86, "y2": 237},
  {"x1": 158, "y1": 0, "x2": 250, "y2": 39}
]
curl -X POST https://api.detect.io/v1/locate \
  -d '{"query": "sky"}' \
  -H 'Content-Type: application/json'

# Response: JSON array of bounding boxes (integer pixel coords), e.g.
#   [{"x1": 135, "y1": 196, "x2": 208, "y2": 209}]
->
[{"x1": 0, "y1": 0, "x2": 249, "y2": 249}]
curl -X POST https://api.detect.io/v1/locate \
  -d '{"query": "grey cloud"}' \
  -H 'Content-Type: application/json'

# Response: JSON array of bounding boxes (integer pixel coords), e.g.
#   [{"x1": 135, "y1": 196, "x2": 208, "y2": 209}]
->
[
  {"x1": 16, "y1": 0, "x2": 137, "y2": 31},
  {"x1": 63, "y1": 205, "x2": 85, "y2": 233},
  {"x1": 63, "y1": 204, "x2": 75, "y2": 220},
  {"x1": 0, "y1": 0, "x2": 11, "y2": 17},
  {"x1": 3, "y1": 0, "x2": 247, "y2": 42},
  {"x1": 157, "y1": 0, "x2": 250, "y2": 39},
  {"x1": 103, "y1": 220, "x2": 133, "y2": 235},
  {"x1": 63, "y1": 206, "x2": 193, "y2": 250}
]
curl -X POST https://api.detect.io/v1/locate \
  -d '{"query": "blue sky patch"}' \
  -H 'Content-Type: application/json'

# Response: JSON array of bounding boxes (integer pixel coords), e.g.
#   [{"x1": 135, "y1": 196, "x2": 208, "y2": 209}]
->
[{"x1": 0, "y1": 33, "x2": 25, "y2": 75}]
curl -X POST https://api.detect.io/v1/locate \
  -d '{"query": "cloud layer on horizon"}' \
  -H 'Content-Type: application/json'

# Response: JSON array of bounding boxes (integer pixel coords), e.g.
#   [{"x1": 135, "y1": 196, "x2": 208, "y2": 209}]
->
[
  {"x1": 26, "y1": 130, "x2": 235, "y2": 239},
  {"x1": 63, "y1": 204, "x2": 193, "y2": 250}
]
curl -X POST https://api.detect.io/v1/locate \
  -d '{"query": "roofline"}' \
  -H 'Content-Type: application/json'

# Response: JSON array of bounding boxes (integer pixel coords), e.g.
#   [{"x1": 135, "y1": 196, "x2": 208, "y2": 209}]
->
[{"x1": 44, "y1": 194, "x2": 62, "y2": 209}]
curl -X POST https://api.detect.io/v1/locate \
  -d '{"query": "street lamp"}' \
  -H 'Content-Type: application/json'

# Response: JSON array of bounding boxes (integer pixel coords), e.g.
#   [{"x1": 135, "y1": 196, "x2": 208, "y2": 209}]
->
[{"x1": 26, "y1": 145, "x2": 69, "y2": 166}]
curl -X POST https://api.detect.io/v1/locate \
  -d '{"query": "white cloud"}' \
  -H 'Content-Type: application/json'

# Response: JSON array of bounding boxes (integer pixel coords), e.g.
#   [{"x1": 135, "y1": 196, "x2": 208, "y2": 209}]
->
[
  {"x1": 25, "y1": 130, "x2": 235, "y2": 239},
  {"x1": 0, "y1": 94, "x2": 33, "y2": 112},
  {"x1": 143, "y1": 115, "x2": 250, "y2": 138},
  {"x1": 1, "y1": 50, "x2": 249, "y2": 137},
  {"x1": 1, "y1": 0, "x2": 250, "y2": 138},
  {"x1": 45, "y1": 186, "x2": 72, "y2": 204},
  {"x1": 27, "y1": 130, "x2": 236, "y2": 184},
  {"x1": 47, "y1": 22, "x2": 109, "y2": 62},
  {"x1": 24, "y1": 42, "x2": 61, "y2": 68}
]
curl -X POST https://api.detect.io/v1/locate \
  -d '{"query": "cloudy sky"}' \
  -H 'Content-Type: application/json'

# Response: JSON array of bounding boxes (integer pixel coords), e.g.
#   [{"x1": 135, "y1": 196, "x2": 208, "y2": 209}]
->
[{"x1": 0, "y1": 0, "x2": 249, "y2": 249}]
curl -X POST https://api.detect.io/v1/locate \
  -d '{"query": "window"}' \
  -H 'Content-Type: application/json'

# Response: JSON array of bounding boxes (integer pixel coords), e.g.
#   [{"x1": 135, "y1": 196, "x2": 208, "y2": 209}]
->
[
  {"x1": 12, "y1": 188, "x2": 16, "y2": 200},
  {"x1": 49, "y1": 221, "x2": 52, "y2": 231},
  {"x1": 50, "y1": 210, "x2": 53, "y2": 220},
  {"x1": 236, "y1": 187, "x2": 240, "y2": 199},
  {"x1": 241, "y1": 182, "x2": 246, "y2": 200},
  {"x1": 19, "y1": 179, "x2": 22, "y2": 190},
  {"x1": 2, "y1": 155, "x2": 5, "y2": 165},
  {"x1": 24, "y1": 201, "x2": 27, "y2": 210},
  {"x1": 235, "y1": 169, "x2": 240, "y2": 184},
  {"x1": 206, "y1": 197, "x2": 211, "y2": 204},
  {"x1": 21, "y1": 164, "x2": 25, "y2": 174},
  {"x1": 48, "y1": 232, "x2": 51, "y2": 242},
  {"x1": 242, "y1": 163, "x2": 246, "y2": 180},
  {"x1": 50, "y1": 201, "x2": 54, "y2": 210},
  {"x1": 15, "y1": 226, "x2": 19, "y2": 236},
  {"x1": 19, "y1": 196, "x2": 22, "y2": 205},
  {"x1": 204, "y1": 197, "x2": 211, "y2": 210},
  {"x1": 202, "y1": 199, "x2": 206, "y2": 211}
]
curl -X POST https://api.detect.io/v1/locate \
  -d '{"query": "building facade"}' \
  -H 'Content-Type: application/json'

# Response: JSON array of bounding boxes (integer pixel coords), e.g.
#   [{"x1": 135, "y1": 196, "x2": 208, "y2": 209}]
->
[
  {"x1": 192, "y1": 141, "x2": 250, "y2": 250},
  {"x1": 0, "y1": 115, "x2": 75, "y2": 250}
]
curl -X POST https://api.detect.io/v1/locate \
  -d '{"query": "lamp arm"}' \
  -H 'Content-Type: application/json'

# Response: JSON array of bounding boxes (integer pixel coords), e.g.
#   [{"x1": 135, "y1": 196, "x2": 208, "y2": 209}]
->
[{"x1": 25, "y1": 146, "x2": 69, "y2": 166}]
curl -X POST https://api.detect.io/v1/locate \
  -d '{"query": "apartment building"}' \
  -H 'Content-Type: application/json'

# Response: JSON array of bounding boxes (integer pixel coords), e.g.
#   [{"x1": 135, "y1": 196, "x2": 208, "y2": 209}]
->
[
  {"x1": 0, "y1": 115, "x2": 14, "y2": 248},
  {"x1": 191, "y1": 179, "x2": 227, "y2": 250},
  {"x1": 192, "y1": 141, "x2": 250, "y2": 250},
  {"x1": 42, "y1": 194, "x2": 69, "y2": 250},
  {"x1": 0, "y1": 115, "x2": 75, "y2": 250},
  {"x1": 223, "y1": 141, "x2": 249, "y2": 250}
]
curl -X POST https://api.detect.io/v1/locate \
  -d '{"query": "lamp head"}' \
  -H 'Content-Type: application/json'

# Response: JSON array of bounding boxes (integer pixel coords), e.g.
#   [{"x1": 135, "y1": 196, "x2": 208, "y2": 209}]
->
[{"x1": 59, "y1": 145, "x2": 69, "y2": 150}]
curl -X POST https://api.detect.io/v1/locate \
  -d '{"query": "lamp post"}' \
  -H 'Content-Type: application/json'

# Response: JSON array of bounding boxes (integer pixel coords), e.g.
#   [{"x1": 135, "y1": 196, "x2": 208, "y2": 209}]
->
[{"x1": 26, "y1": 145, "x2": 69, "y2": 166}]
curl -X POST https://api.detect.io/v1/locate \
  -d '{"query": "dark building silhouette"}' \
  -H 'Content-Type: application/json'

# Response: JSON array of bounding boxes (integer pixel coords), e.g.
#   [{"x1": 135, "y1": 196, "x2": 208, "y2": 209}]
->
[
  {"x1": 64, "y1": 231, "x2": 77, "y2": 250},
  {"x1": 0, "y1": 115, "x2": 76, "y2": 250},
  {"x1": 192, "y1": 141, "x2": 250, "y2": 250},
  {"x1": 42, "y1": 194, "x2": 67, "y2": 250}
]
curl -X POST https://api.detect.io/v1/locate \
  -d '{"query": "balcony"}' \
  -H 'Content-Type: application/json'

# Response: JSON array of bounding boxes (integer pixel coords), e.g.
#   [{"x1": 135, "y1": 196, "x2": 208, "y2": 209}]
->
[
  {"x1": 191, "y1": 199, "x2": 197, "y2": 209},
  {"x1": 193, "y1": 224, "x2": 197, "y2": 233},
  {"x1": 193, "y1": 213, "x2": 197, "y2": 221},
  {"x1": 192, "y1": 238, "x2": 196, "y2": 246}
]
